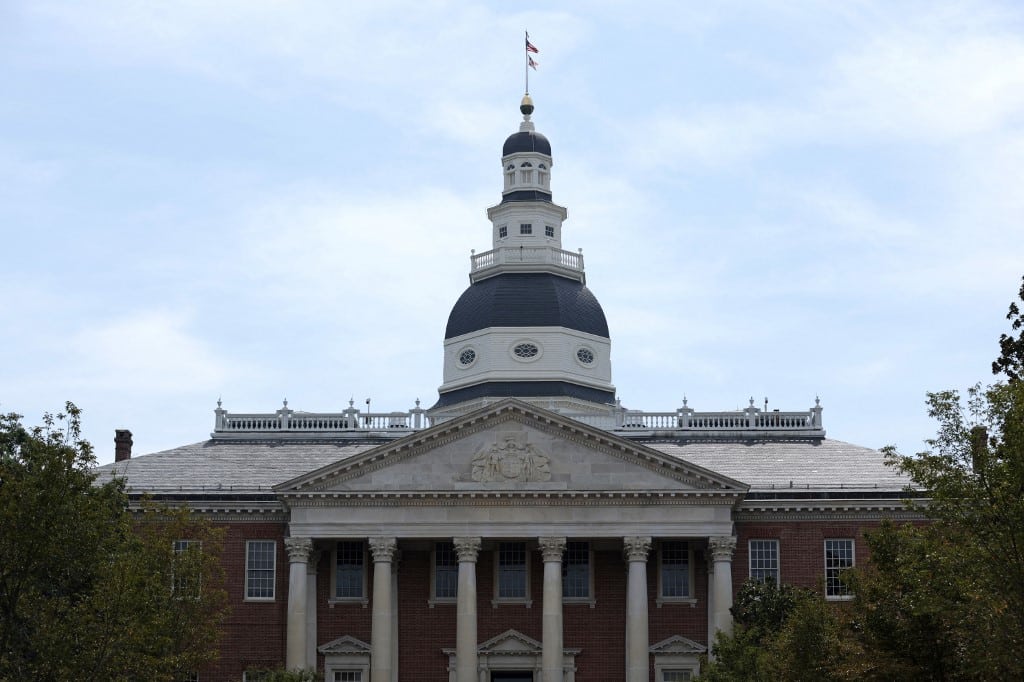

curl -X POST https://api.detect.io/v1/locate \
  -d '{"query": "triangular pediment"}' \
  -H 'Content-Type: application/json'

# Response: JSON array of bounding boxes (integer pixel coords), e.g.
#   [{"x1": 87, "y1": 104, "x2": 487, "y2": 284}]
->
[
  {"x1": 276, "y1": 399, "x2": 747, "y2": 497},
  {"x1": 317, "y1": 634, "x2": 370, "y2": 655},
  {"x1": 649, "y1": 634, "x2": 707, "y2": 654},
  {"x1": 479, "y1": 629, "x2": 542, "y2": 654}
]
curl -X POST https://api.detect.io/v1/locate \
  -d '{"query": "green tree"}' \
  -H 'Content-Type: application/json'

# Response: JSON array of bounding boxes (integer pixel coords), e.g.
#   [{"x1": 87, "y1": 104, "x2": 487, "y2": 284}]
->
[
  {"x1": 856, "y1": 380, "x2": 1024, "y2": 680},
  {"x1": 0, "y1": 403, "x2": 228, "y2": 681},
  {"x1": 992, "y1": 274, "x2": 1024, "y2": 381},
  {"x1": 698, "y1": 579, "x2": 847, "y2": 681}
]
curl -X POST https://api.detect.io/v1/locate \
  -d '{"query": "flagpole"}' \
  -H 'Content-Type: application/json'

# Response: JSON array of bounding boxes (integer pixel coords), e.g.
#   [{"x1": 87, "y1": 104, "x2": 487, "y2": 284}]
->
[{"x1": 525, "y1": 30, "x2": 530, "y2": 94}]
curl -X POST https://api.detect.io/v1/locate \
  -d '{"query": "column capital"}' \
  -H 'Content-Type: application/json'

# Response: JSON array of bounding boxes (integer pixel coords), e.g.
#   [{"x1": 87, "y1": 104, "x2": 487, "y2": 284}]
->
[
  {"x1": 368, "y1": 536, "x2": 398, "y2": 563},
  {"x1": 284, "y1": 537, "x2": 313, "y2": 563},
  {"x1": 538, "y1": 536, "x2": 567, "y2": 562},
  {"x1": 453, "y1": 536, "x2": 482, "y2": 562},
  {"x1": 623, "y1": 536, "x2": 652, "y2": 562},
  {"x1": 306, "y1": 550, "x2": 322, "y2": 575},
  {"x1": 709, "y1": 536, "x2": 737, "y2": 561}
]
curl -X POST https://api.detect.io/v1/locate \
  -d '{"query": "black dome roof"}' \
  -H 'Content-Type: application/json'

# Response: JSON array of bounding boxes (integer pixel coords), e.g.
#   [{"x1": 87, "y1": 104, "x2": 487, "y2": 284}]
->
[
  {"x1": 503, "y1": 130, "x2": 551, "y2": 156},
  {"x1": 445, "y1": 273, "x2": 609, "y2": 339}
]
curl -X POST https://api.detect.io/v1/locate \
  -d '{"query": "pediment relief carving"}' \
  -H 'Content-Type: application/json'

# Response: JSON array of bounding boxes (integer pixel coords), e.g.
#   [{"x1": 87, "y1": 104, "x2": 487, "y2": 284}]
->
[{"x1": 470, "y1": 431, "x2": 551, "y2": 483}]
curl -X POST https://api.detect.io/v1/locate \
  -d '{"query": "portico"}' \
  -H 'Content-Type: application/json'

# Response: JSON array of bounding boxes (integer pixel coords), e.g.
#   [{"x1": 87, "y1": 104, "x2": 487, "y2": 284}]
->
[{"x1": 276, "y1": 399, "x2": 745, "y2": 680}]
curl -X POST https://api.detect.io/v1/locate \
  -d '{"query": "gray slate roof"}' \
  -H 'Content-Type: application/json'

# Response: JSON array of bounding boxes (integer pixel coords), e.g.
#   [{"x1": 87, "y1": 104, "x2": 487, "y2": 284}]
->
[{"x1": 93, "y1": 437, "x2": 909, "y2": 495}]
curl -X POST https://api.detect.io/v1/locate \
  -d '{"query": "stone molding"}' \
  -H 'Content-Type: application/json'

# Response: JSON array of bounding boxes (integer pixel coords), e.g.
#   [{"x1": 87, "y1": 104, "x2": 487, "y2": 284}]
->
[
  {"x1": 453, "y1": 536, "x2": 482, "y2": 562},
  {"x1": 708, "y1": 536, "x2": 737, "y2": 561},
  {"x1": 284, "y1": 536, "x2": 313, "y2": 563},
  {"x1": 538, "y1": 536, "x2": 567, "y2": 562},
  {"x1": 281, "y1": 490, "x2": 743, "y2": 508},
  {"x1": 368, "y1": 537, "x2": 398, "y2": 563},
  {"x1": 623, "y1": 536, "x2": 652, "y2": 562}
]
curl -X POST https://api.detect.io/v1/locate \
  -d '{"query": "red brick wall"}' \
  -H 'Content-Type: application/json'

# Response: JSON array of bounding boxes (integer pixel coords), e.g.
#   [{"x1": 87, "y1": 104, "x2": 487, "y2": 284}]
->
[
  {"x1": 199, "y1": 520, "x2": 886, "y2": 681},
  {"x1": 199, "y1": 522, "x2": 289, "y2": 681},
  {"x1": 734, "y1": 519, "x2": 882, "y2": 592}
]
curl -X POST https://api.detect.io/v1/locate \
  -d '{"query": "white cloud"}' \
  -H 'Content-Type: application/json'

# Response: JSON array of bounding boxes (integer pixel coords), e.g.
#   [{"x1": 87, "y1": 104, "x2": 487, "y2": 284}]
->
[{"x1": 68, "y1": 310, "x2": 233, "y2": 392}]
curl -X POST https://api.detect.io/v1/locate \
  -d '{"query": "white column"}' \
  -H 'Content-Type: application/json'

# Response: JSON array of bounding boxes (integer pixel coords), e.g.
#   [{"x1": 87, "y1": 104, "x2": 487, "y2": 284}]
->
[
  {"x1": 709, "y1": 536, "x2": 737, "y2": 638},
  {"x1": 306, "y1": 551, "x2": 320, "y2": 668},
  {"x1": 391, "y1": 558, "x2": 400, "y2": 682},
  {"x1": 369, "y1": 537, "x2": 398, "y2": 682},
  {"x1": 284, "y1": 537, "x2": 313, "y2": 670},
  {"x1": 623, "y1": 536, "x2": 651, "y2": 682},
  {"x1": 539, "y1": 537, "x2": 566, "y2": 682},
  {"x1": 454, "y1": 537, "x2": 482, "y2": 682}
]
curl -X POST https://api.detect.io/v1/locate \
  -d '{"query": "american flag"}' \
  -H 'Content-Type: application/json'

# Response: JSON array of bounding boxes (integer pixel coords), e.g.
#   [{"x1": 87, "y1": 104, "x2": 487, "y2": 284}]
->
[{"x1": 526, "y1": 37, "x2": 539, "y2": 53}]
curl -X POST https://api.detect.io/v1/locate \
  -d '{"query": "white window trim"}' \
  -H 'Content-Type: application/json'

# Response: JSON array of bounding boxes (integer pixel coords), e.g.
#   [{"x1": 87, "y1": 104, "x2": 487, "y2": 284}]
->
[
  {"x1": 656, "y1": 541, "x2": 696, "y2": 607},
  {"x1": 428, "y1": 541, "x2": 458, "y2": 607},
  {"x1": 562, "y1": 541, "x2": 596, "y2": 607},
  {"x1": 492, "y1": 541, "x2": 532, "y2": 608},
  {"x1": 244, "y1": 539, "x2": 276, "y2": 602},
  {"x1": 172, "y1": 539, "x2": 201, "y2": 599},
  {"x1": 748, "y1": 538, "x2": 780, "y2": 585},
  {"x1": 329, "y1": 541, "x2": 369, "y2": 607},
  {"x1": 824, "y1": 538, "x2": 855, "y2": 601}
]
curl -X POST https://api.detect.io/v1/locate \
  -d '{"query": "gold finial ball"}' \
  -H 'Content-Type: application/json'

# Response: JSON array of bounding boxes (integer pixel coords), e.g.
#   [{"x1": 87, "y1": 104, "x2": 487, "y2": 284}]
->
[{"x1": 520, "y1": 94, "x2": 535, "y2": 116}]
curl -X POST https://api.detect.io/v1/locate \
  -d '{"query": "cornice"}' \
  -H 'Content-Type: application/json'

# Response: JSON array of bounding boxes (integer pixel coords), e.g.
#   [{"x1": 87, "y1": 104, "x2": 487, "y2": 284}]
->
[{"x1": 281, "y1": 489, "x2": 743, "y2": 508}]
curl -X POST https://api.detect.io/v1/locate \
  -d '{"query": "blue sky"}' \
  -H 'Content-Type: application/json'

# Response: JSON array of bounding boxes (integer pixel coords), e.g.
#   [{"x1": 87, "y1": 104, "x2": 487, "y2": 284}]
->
[{"x1": 2, "y1": 1, "x2": 1022, "y2": 465}]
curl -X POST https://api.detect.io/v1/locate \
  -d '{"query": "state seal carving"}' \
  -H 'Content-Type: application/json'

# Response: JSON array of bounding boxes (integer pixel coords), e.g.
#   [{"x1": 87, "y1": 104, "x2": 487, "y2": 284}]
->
[{"x1": 471, "y1": 433, "x2": 551, "y2": 483}]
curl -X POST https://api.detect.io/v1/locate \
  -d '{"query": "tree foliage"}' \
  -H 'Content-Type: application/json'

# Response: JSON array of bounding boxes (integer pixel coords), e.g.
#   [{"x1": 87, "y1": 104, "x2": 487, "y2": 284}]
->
[
  {"x1": 703, "y1": 277, "x2": 1024, "y2": 680},
  {"x1": 992, "y1": 274, "x2": 1024, "y2": 381},
  {"x1": 863, "y1": 380, "x2": 1024, "y2": 679},
  {"x1": 0, "y1": 403, "x2": 228, "y2": 681},
  {"x1": 698, "y1": 580, "x2": 860, "y2": 681}
]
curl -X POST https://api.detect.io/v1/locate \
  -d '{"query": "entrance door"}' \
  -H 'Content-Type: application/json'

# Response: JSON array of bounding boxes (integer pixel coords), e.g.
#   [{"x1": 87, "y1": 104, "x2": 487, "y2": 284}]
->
[{"x1": 491, "y1": 673, "x2": 533, "y2": 682}]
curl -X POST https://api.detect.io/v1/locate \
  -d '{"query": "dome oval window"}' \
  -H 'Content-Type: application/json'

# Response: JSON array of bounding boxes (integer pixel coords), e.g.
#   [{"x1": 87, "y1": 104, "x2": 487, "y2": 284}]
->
[
  {"x1": 512, "y1": 342, "x2": 540, "y2": 361},
  {"x1": 576, "y1": 347, "x2": 595, "y2": 365},
  {"x1": 458, "y1": 348, "x2": 477, "y2": 367}
]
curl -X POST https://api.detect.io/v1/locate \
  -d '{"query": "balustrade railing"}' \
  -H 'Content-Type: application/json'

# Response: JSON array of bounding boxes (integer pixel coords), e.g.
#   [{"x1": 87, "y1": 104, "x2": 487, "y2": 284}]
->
[
  {"x1": 470, "y1": 246, "x2": 584, "y2": 273},
  {"x1": 212, "y1": 398, "x2": 824, "y2": 438}
]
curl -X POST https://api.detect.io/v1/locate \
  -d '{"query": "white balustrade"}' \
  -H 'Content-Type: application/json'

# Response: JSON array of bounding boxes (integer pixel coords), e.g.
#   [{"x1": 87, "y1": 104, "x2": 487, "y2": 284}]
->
[
  {"x1": 213, "y1": 401, "x2": 823, "y2": 438},
  {"x1": 470, "y1": 246, "x2": 584, "y2": 273}
]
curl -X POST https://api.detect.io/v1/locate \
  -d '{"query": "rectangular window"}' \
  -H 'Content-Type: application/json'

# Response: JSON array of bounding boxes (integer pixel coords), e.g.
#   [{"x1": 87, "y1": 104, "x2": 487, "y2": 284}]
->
[
  {"x1": 661, "y1": 541, "x2": 690, "y2": 598},
  {"x1": 825, "y1": 539, "x2": 855, "y2": 598},
  {"x1": 246, "y1": 540, "x2": 276, "y2": 600},
  {"x1": 663, "y1": 671, "x2": 693, "y2": 682},
  {"x1": 172, "y1": 540, "x2": 200, "y2": 597},
  {"x1": 562, "y1": 541, "x2": 590, "y2": 599},
  {"x1": 520, "y1": 223, "x2": 532, "y2": 235},
  {"x1": 498, "y1": 226, "x2": 508, "y2": 239},
  {"x1": 336, "y1": 541, "x2": 365, "y2": 599},
  {"x1": 333, "y1": 673, "x2": 361, "y2": 682},
  {"x1": 497, "y1": 542, "x2": 527, "y2": 599},
  {"x1": 434, "y1": 541, "x2": 458, "y2": 600},
  {"x1": 545, "y1": 225, "x2": 555, "y2": 238},
  {"x1": 749, "y1": 539, "x2": 779, "y2": 585}
]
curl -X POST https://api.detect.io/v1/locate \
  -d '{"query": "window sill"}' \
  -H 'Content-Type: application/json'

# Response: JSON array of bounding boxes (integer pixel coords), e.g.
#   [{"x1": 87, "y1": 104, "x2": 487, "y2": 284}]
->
[
  {"x1": 825, "y1": 594, "x2": 854, "y2": 602},
  {"x1": 328, "y1": 597, "x2": 369, "y2": 608},
  {"x1": 564, "y1": 597, "x2": 596, "y2": 608},
  {"x1": 243, "y1": 597, "x2": 276, "y2": 603},
  {"x1": 656, "y1": 596, "x2": 697, "y2": 608},
  {"x1": 428, "y1": 597, "x2": 456, "y2": 608},
  {"x1": 491, "y1": 598, "x2": 533, "y2": 609}
]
